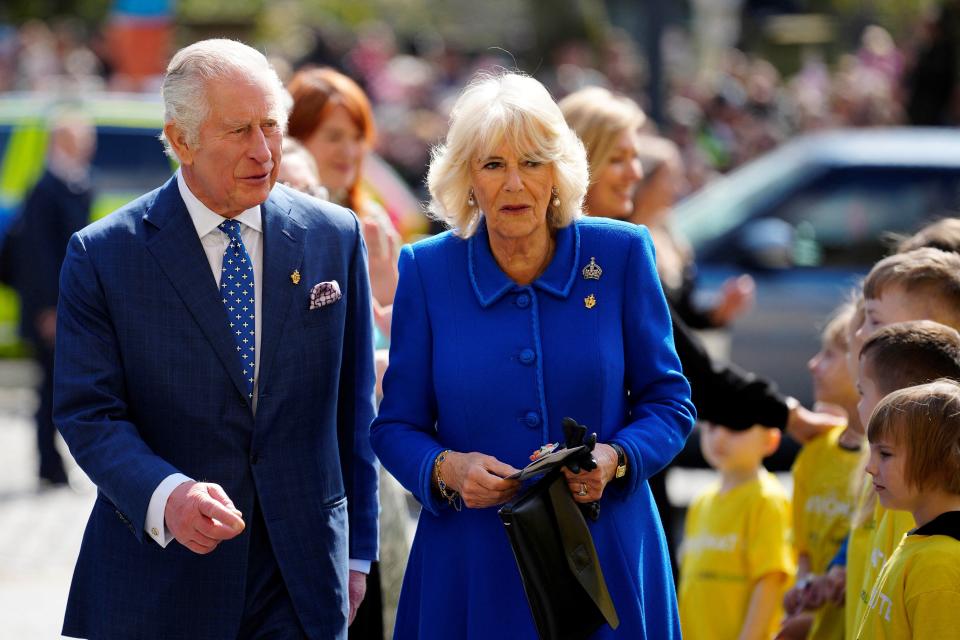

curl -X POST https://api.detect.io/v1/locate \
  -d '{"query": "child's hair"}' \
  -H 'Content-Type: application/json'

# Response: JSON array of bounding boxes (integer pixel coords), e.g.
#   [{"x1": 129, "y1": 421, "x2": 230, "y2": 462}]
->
[
  {"x1": 862, "y1": 248, "x2": 960, "y2": 330},
  {"x1": 867, "y1": 379, "x2": 960, "y2": 494},
  {"x1": 860, "y1": 321, "x2": 960, "y2": 396},
  {"x1": 822, "y1": 301, "x2": 855, "y2": 350},
  {"x1": 897, "y1": 217, "x2": 960, "y2": 255}
]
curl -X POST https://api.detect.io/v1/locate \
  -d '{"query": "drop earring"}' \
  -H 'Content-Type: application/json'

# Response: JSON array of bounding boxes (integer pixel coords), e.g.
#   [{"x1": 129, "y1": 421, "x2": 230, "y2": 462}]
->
[
  {"x1": 551, "y1": 186, "x2": 560, "y2": 208},
  {"x1": 468, "y1": 189, "x2": 476, "y2": 207}
]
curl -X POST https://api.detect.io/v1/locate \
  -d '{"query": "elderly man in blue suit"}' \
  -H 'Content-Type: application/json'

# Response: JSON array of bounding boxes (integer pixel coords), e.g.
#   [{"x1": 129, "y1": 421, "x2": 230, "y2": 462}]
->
[{"x1": 53, "y1": 39, "x2": 379, "y2": 639}]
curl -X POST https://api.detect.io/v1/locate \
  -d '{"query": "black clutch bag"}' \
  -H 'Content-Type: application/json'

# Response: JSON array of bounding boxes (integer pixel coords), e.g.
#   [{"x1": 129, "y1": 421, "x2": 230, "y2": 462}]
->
[{"x1": 498, "y1": 420, "x2": 619, "y2": 639}]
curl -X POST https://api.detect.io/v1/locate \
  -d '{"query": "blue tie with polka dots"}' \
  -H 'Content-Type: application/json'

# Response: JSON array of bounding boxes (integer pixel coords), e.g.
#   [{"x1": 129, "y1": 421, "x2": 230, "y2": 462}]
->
[{"x1": 218, "y1": 220, "x2": 256, "y2": 399}]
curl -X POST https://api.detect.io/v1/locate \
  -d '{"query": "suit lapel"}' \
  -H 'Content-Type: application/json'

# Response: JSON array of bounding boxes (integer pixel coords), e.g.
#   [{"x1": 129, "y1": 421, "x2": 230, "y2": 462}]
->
[
  {"x1": 257, "y1": 192, "x2": 305, "y2": 389},
  {"x1": 143, "y1": 179, "x2": 250, "y2": 403}
]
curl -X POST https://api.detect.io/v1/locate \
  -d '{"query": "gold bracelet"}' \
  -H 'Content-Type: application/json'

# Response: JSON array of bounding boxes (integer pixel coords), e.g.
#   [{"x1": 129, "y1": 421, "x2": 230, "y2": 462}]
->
[{"x1": 434, "y1": 450, "x2": 462, "y2": 511}]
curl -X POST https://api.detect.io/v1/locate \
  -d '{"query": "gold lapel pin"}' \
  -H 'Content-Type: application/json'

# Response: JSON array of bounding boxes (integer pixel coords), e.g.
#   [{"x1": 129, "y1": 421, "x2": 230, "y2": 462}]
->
[
  {"x1": 582, "y1": 257, "x2": 602, "y2": 280},
  {"x1": 290, "y1": 270, "x2": 301, "y2": 285},
  {"x1": 584, "y1": 294, "x2": 596, "y2": 309}
]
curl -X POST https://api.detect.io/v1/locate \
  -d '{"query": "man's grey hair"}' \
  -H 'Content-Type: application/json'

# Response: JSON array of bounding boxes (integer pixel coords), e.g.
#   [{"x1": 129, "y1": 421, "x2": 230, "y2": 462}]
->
[{"x1": 160, "y1": 39, "x2": 288, "y2": 159}]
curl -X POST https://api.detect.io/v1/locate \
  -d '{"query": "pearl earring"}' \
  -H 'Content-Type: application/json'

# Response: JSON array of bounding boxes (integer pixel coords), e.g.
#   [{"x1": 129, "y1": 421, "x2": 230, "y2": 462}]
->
[
  {"x1": 468, "y1": 189, "x2": 476, "y2": 207},
  {"x1": 551, "y1": 187, "x2": 560, "y2": 208}
]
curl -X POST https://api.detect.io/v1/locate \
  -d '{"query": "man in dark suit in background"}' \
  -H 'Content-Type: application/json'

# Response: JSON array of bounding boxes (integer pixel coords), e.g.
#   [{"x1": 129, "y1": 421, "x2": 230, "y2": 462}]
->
[
  {"x1": 13, "y1": 112, "x2": 95, "y2": 486},
  {"x1": 54, "y1": 39, "x2": 379, "y2": 639}
]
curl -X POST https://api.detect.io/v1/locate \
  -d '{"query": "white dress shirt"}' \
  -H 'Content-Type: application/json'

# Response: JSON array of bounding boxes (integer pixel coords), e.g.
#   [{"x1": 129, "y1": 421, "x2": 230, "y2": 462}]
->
[{"x1": 144, "y1": 172, "x2": 369, "y2": 573}]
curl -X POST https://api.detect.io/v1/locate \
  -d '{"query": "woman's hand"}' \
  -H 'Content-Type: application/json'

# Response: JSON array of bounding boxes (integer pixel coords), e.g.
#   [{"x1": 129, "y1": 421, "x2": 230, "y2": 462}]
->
[
  {"x1": 710, "y1": 274, "x2": 755, "y2": 326},
  {"x1": 439, "y1": 452, "x2": 521, "y2": 508},
  {"x1": 563, "y1": 443, "x2": 618, "y2": 502}
]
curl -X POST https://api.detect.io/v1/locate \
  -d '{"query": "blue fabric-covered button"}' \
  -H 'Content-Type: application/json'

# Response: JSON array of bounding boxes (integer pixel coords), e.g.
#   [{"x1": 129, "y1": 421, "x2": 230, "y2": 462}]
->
[
  {"x1": 524, "y1": 411, "x2": 541, "y2": 428},
  {"x1": 519, "y1": 348, "x2": 536, "y2": 365},
  {"x1": 516, "y1": 294, "x2": 530, "y2": 309}
]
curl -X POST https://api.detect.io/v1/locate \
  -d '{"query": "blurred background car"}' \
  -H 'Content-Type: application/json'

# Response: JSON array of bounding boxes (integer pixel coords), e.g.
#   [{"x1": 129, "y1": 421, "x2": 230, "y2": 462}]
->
[
  {"x1": 0, "y1": 92, "x2": 171, "y2": 352},
  {"x1": 674, "y1": 128, "x2": 960, "y2": 409}
]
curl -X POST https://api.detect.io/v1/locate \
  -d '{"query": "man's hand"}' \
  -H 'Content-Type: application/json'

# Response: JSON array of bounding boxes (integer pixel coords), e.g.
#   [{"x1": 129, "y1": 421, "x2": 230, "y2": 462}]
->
[
  {"x1": 164, "y1": 481, "x2": 245, "y2": 554},
  {"x1": 347, "y1": 570, "x2": 367, "y2": 626}
]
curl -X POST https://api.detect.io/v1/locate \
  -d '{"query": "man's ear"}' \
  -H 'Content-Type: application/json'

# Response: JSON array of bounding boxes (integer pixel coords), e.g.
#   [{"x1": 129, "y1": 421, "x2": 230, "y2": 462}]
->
[{"x1": 164, "y1": 122, "x2": 194, "y2": 165}]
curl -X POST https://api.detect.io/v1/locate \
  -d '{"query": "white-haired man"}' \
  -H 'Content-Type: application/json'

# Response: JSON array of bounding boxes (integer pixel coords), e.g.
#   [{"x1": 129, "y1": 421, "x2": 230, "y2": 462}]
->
[{"x1": 54, "y1": 39, "x2": 378, "y2": 639}]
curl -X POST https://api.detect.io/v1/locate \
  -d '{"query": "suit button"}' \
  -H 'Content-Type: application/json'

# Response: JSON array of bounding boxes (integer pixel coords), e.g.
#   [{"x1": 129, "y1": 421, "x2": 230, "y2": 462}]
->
[
  {"x1": 524, "y1": 411, "x2": 541, "y2": 428},
  {"x1": 518, "y1": 349, "x2": 536, "y2": 365},
  {"x1": 250, "y1": 452, "x2": 259, "y2": 465},
  {"x1": 516, "y1": 294, "x2": 530, "y2": 309}
]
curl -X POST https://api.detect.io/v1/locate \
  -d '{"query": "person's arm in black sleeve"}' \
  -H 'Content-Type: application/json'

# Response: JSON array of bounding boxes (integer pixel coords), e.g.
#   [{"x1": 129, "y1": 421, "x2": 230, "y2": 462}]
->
[
  {"x1": 671, "y1": 306, "x2": 789, "y2": 431},
  {"x1": 672, "y1": 306, "x2": 842, "y2": 442}
]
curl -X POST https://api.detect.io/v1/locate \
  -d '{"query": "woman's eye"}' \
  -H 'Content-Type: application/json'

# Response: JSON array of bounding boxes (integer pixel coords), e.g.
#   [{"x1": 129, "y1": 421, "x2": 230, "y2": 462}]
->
[
  {"x1": 483, "y1": 161, "x2": 502, "y2": 170},
  {"x1": 523, "y1": 160, "x2": 542, "y2": 168}
]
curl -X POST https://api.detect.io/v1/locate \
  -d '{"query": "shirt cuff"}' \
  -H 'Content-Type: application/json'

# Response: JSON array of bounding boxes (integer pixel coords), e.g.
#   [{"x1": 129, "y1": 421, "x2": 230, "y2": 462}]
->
[
  {"x1": 145, "y1": 473, "x2": 193, "y2": 547},
  {"x1": 349, "y1": 559, "x2": 371, "y2": 574}
]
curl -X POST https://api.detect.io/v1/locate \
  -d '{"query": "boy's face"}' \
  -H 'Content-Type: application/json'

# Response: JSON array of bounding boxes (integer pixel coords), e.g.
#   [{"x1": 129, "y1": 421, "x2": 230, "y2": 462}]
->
[
  {"x1": 808, "y1": 339, "x2": 856, "y2": 408},
  {"x1": 857, "y1": 285, "x2": 928, "y2": 341},
  {"x1": 700, "y1": 423, "x2": 778, "y2": 473},
  {"x1": 865, "y1": 436, "x2": 917, "y2": 512},
  {"x1": 856, "y1": 358, "x2": 885, "y2": 429}
]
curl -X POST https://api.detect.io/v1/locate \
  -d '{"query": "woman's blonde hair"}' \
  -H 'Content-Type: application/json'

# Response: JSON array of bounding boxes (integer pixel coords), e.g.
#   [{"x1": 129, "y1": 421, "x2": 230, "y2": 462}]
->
[
  {"x1": 427, "y1": 72, "x2": 589, "y2": 238},
  {"x1": 559, "y1": 86, "x2": 646, "y2": 185}
]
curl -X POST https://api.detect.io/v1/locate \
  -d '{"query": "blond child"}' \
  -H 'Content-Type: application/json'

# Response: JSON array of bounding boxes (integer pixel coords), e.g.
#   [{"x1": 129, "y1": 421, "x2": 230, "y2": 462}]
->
[
  {"x1": 679, "y1": 423, "x2": 794, "y2": 640},
  {"x1": 779, "y1": 303, "x2": 864, "y2": 640},
  {"x1": 854, "y1": 380, "x2": 960, "y2": 639},
  {"x1": 846, "y1": 321, "x2": 960, "y2": 637}
]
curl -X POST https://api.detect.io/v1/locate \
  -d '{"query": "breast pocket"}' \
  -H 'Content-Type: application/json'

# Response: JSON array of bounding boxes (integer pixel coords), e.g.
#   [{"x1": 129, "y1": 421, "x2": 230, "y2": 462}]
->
[{"x1": 301, "y1": 292, "x2": 346, "y2": 344}]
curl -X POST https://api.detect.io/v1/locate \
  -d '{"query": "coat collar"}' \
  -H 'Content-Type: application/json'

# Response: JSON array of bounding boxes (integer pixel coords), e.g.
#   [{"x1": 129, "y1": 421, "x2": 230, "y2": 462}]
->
[{"x1": 468, "y1": 218, "x2": 580, "y2": 307}]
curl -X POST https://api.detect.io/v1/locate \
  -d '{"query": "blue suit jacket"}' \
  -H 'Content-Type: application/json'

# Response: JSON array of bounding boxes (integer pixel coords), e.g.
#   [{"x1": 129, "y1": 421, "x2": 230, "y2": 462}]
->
[{"x1": 54, "y1": 178, "x2": 378, "y2": 640}]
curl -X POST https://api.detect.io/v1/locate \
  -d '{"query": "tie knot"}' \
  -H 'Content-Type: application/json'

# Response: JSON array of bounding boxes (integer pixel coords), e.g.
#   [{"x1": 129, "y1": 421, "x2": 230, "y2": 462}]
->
[{"x1": 218, "y1": 219, "x2": 242, "y2": 239}]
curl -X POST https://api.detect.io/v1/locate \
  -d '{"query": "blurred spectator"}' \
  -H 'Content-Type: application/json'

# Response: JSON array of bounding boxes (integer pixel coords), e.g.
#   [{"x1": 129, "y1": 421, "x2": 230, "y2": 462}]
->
[
  {"x1": 9, "y1": 110, "x2": 96, "y2": 486},
  {"x1": 287, "y1": 67, "x2": 401, "y2": 307},
  {"x1": 277, "y1": 137, "x2": 329, "y2": 201}
]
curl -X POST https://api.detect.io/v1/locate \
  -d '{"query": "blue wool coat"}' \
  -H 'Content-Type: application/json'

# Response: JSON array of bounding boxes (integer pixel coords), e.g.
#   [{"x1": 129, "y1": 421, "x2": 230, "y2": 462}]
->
[{"x1": 371, "y1": 217, "x2": 696, "y2": 639}]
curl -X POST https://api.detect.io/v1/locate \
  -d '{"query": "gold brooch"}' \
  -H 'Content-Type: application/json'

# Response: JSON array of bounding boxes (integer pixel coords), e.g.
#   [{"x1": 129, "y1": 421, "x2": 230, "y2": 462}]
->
[
  {"x1": 290, "y1": 270, "x2": 301, "y2": 285},
  {"x1": 582, "y1": 257, "x2": 602, "y2": 280},
  {"x1": 584, "y1": 294, "x2": 596, "y2": 309}
]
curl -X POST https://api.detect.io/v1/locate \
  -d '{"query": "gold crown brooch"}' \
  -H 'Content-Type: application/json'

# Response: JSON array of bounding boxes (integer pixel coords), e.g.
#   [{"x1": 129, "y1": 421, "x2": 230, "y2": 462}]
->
[{"x1": 582, "y1": 257, "x2": 602, "y2": 280}]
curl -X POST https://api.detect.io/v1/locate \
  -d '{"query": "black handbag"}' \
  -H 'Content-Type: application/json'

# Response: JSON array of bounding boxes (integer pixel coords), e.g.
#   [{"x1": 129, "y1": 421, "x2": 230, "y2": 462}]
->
[{"x1": 498, "y1": 420, "x2": 619, "y2": 639}]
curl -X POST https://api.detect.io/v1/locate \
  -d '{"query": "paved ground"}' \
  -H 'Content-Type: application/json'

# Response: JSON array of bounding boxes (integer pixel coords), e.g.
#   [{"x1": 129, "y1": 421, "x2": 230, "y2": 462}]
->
[{"x1": 0, "y1": 361, "x2": 94, "y2": 639}]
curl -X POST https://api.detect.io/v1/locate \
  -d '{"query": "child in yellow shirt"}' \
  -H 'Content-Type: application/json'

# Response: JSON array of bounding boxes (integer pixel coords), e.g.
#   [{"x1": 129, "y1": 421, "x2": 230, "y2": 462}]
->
[
  {"x1": 679, "y1": 424, "x2": 794, "y2": 640},
  {"x1": 855, "y1": 380, "x2": 960, "y2": 639},
  {"x1": 847, "y1": 320, "x2": 960, "y2": 637},
  {"x1": 781, "y1": 303, "x2": 864, "y2": 640}
]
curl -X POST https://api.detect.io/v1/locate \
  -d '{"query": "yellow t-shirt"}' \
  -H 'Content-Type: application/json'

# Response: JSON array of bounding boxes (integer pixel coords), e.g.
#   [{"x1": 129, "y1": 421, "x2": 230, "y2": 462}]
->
[
  {"x1": 792, "y1": 426, "x2": 863, "y2": 640},
  {"x1": 855, "y1": 518, "x2": 960, "y2": 639},
  {"x1": 849, "y1": 504, "x2": 916, "y2": 638},
  {"x1": 846, "y1": 480, "x2": 878, "y2": 640},
  {"x1": 679, "y1": 470, "x2": 795, "y2": 640}
]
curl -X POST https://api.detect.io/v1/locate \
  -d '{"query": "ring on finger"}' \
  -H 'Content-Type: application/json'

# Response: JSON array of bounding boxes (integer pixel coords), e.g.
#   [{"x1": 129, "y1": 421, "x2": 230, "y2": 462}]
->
[{"x1": 577, "y1": 482, "x2": 588, "y2": 496}]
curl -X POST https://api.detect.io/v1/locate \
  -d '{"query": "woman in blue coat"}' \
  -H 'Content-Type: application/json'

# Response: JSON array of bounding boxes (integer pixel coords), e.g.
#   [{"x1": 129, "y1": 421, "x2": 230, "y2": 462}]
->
[{"x1": 370, "y1": 72, "x2": 696, "y2": 639}]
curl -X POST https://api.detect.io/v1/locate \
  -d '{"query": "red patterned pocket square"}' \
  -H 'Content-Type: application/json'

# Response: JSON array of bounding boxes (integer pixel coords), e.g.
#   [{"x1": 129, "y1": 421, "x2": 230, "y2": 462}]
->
[{"x1": 309, "y1": 280, "x2": 342, "y2": 309}]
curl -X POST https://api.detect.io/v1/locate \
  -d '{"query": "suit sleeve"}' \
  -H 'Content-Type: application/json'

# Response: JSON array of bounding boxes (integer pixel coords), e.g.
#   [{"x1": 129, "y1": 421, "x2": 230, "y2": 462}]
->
[
  {"x1": 613, "y1": 227, "x2": 696, "y2": 493},
  {"x1": 337, "y1": 215, "x2": 380, "y2": 562},
  {"x1": 54, "y1": 233, "x2": 180, "y2": 541},
  {"x1": 369, "y1": 245, "x2": 447, "y2": 516}
]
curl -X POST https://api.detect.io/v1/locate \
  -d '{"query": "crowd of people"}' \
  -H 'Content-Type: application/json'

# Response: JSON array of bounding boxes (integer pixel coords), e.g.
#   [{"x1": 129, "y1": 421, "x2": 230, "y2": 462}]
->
[
  {"x1": 5, "y1": 9, "x2": 960, "y2": 640},
  {"x1": 4, "y1": 8, "x2": 960, "y2": 199}
]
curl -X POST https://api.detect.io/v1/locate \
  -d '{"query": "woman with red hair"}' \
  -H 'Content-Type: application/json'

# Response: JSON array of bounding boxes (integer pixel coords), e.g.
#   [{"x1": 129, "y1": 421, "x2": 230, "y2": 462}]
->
[{"x1": 288, "y1": 68, "x2": 400, "y2": 307}]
